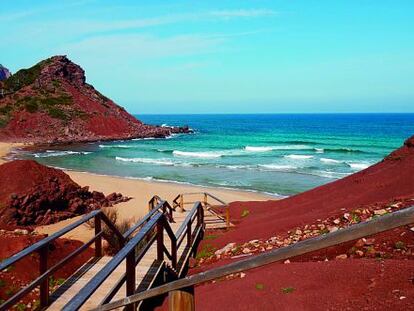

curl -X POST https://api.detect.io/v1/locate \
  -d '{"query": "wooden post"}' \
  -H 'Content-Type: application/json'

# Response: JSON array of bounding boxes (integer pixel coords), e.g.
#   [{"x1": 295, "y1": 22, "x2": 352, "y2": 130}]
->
[
  {"x1": 39, "y1": 244, "x2": 49, "y2": 308},
  {"x1": 168, "y1": 287, "x2": 195, "y2": 311},
  {"x1": 186, "y1": 222, "x2": 192, "y2": 247},
  {"x1": 126, "y1": 250, "x2": 136, "y2": 311},
  {"x1": 95, "y1": 213, "x2": 103, "y2": 257},
  {"x1": 157, "y1": 220, "x2": 164, "y2": 261},
  {"x1": 203, "y1": 193, "x2": 208, "y2": 207},
  {"x1": 179, "y1": 195, "x2": 184, "y2": 212}
]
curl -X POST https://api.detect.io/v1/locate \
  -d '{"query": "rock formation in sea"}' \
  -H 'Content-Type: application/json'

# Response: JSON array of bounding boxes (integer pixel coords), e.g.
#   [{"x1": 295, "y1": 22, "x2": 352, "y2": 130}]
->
[
  {"x1": 0, "y1": 56, "x2": 190, "y2": 143},
  {"x1": 0, "y1": 64, "x2": 11, "y2": 81},
  {"x1": 0, "y1": 160, "x2": 130, "y2": 228}
]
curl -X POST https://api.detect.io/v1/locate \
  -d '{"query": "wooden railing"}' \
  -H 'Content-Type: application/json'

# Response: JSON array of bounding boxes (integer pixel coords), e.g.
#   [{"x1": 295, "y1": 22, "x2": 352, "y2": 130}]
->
[
  {"x1": 60, "y1": 200, "x2": 205, "y2": 310},
  {"x1": 91, "y1": 205, "x2": 414, "y2": 311},
  {"x1": 172, "y1": 192, "x2": 229, "y2": 228},
  {"x1": 0, "y1": 210, "x2": 125, "y2": 311}
]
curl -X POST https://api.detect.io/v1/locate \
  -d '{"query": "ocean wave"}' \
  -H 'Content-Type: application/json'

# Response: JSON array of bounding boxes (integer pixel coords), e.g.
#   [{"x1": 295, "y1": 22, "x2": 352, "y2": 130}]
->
[
  {"x1": 245, "y1": 145, "x2": 311, "y2": 152},
  {"x1": 99, "y1": 144, "x2": 134, "y2": 149},
  {"x1": 173, "y1": 150, "x2": 223, "y2": 158},
  {"x1": 309, "y1": 170, "x2": 350, "y2": 179},
  {"x1": 34, "y1": 150, "x2": 92, "y2": 158},
  {"x1": 258, "y1": 164, "x2": 297, "y2": 171},
  {"x1": 314, "y1": 148, "x2": 324, "y2": 153},
  {"x1": 320, "y1": 158, "x2": 342, "y2": 164},
  {"x1": 284, "y1": 154, "x2": 314, "y2": 160},
  {"x1": 323, "y1": 147, "x2": 368, "y2": 154},
  {"x1": 115, "y1": 156, "x2": 175, "y2": 166},
  {"x1": 346, "y1": 162, "x2": 371, "y2": 170},
  {"x1": 219, "y1": 164, "x2": 253, "y2": 170}
]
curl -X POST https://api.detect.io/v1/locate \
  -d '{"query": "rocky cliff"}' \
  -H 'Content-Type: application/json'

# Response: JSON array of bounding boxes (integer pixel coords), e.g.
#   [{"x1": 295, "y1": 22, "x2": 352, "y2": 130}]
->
[
  {"x1": 0, "y1": 64, "x2": 11, "y2": 81},
  {"x1": 0, "y1": 56, "x2": 190, "y2": 143}
]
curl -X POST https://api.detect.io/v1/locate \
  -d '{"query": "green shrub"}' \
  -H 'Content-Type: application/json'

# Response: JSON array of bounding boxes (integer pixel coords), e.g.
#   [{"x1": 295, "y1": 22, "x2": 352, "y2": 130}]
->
[
  {"x1": 241, "y1": 209, "x2": 250, "y2": 218},
  {"x1": 47, "y1": 107, "x2": 68, "y2": 120},
  {"x1": 255, "y1": 283, "x2": 264, "y2": 290},
  {"x1": 281, "y1": 286, "x2": 295, "y2": 294}
]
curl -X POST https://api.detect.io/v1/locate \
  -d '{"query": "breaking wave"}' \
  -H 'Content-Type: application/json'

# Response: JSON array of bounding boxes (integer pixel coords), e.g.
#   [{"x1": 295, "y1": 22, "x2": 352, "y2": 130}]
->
[
  {"x1": 34, "y1": 150, "x2": 92, "y2": 158},
  {"x1": 284, "y1": 154, "x2": 314, "y2": 160}
]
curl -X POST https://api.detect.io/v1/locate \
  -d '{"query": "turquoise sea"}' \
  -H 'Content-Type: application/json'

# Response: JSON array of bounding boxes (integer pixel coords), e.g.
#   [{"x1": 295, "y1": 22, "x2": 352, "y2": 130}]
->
[{"x1": 20, "y1": 114, "x2": 414, "y2": 197}]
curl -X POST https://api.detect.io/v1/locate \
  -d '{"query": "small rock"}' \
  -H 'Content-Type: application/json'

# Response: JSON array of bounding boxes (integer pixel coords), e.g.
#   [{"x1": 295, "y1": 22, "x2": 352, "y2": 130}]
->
[
  {"x1": 335, "y1": 254, "x2": 348, "y2": 260},
  {"x1": 355, "y1": 239, "x2": 365, "y2": 248},
  {"x1": 374, "y1": 209, "x2": 387, "y2": 216},
  {"x1": 242, "y1": 248, "x2": 252, "y2": 254},
  {"x1": 364, "y1": 238, "x2": 375, "y2": 246},
  {"x1": 400, "y1": 296, "x2": 406, "y2": 300},
  {"x1": 240, "y1": 272, "x2": 246, "y2": 278},
  {"x1": 328, "y1": 226, "x2": 339, "y2": 233},
  {"x1": 355, "y1": 250, "x2": 364, "y2": 257},
  {"x1": 214, "y1": 243, "x2": 236, "y2": 256},
  {"x1": 333, "y1": 219, "x2": 340, "y2": 225},
  {"x1": 14, "y1": 229, "x2": 29, "y2": 235},
  {"x1": 284, "y1": 259, "x2": 291, "y2": 264},
  {"x1": 410, "y1": 227, "x2": 414, "y2": 232}
]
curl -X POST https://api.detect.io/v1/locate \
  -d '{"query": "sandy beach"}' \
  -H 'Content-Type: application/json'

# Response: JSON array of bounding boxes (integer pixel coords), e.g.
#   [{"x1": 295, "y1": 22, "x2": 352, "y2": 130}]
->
[
  {"x1": 0, "y1": 142, "x2": 274, "y2": 241},
  {"x1": 0, "y1": 142, "x2": 26, "y2": 164}
]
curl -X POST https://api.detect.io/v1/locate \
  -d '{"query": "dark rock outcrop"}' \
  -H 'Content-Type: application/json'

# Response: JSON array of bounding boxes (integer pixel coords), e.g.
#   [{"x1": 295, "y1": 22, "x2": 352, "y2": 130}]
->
[
  {"x1": 0, "y1": 64, "x2": 11, "y2": 81},
  {"x1": 0, "y1": 56, "x2": 191, "y2": 143},
  {"x1": 0, "y1": 160, "x2": 130, "y2": 228}
]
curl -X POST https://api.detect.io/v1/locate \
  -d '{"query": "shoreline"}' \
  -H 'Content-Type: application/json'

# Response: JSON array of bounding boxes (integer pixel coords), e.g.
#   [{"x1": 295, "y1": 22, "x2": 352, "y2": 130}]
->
[{"x1": 0, "y1": 141, "x2": 276, "y2": 242}]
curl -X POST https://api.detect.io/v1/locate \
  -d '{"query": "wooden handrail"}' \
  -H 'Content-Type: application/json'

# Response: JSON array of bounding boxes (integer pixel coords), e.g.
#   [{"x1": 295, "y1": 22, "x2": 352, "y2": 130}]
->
[
  {"x1": 173, "y1": 192, "x2": 229, "y2": 228},
  {"x1": 0, "y1": 208, "x2": 128, "y2": 311},
  {"x1": 1, "y1": 195, "x2": 207, "y2": 311},
  {"x1": 0, "y1": 232, "x2": 103, "y2": 311},
  {"x1": 62, "y1": 212, "x2": 164, "y2": 310},
  {"x1": 92, "y1": 205, "x2": 414, "y2": 311},
  {"x1": 0, "y1": 210, "x2": 100, "y2": 272}
]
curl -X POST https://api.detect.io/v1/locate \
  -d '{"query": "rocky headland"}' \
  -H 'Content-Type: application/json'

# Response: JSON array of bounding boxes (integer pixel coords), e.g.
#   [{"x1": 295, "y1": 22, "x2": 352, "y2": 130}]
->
[{"x1": 0, "y1": 56, "x2": 190, "y2": 143}]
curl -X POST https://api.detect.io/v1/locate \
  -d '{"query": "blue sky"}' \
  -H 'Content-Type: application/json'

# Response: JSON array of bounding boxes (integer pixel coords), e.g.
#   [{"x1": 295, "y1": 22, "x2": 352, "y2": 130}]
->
[{"x1": 1, "y1": 1, "x2": 413, "y2": 113}]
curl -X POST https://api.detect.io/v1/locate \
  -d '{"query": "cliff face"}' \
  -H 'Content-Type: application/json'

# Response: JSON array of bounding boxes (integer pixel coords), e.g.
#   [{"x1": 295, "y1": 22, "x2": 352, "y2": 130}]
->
[
  {"x1": 0, "y1": 56, "x2": 189, "y2": 143},
  {"x1": 0, "y1": 64, "x2": 11, "y2": 81}
]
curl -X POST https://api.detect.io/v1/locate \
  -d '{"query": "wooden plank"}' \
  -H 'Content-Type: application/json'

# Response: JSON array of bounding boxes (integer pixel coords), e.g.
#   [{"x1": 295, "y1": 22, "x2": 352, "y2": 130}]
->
[{"x1": 92, "y1": 205, "x2": 414, "y2": 311}]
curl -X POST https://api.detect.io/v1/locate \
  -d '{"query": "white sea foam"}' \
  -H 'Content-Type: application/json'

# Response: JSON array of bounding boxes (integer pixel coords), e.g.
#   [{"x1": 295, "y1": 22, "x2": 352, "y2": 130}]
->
[
  {"x1": 284, "y1": 154, "x2": 314, "y2": 160},
  {"x1": 245, "y1": 145, "x2": 310, "y2": 152},
  {"x1": 115, "y1": 157, "x2": 175, "y2": 166},
  {"x1": 258, "y1": 164, "x2": 297, "y2": 171},
  {"x1": 320, "y1": 158, "x2": 342, "y2": 164},
  {"x1": 34, "y1": 151, "x2": 92, "y2": 158},
  {"x1": 310, "y1": 170, "x2": 350, "y2": 179},
  {"x1": 347, "y1": 162, "x2": 370, "y2": 170},
  {"x1": 173, "y1": 150, "x2": 223, "y2": 158},
  {"x1": 315, "y1": 148, "x2": 324, "y2": 153},
  {"x1": 99, "y1": 144, "x2": 134, "y2": 149}
]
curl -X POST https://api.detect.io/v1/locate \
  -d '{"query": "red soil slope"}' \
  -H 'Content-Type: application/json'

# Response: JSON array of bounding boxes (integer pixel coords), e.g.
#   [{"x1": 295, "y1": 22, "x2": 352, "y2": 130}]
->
[
  {"x1": 188, "y1": 135, "x2": 414, "y2": 310},
  {"x1": 0, "y1": 160, "x2": 128, "y2": 228}
]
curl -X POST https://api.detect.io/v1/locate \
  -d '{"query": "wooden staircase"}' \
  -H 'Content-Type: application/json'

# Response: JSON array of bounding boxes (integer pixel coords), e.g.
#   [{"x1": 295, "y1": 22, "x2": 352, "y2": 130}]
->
[{"x1": 0, "y1": 193, "x2": 229, "y2": 311}]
